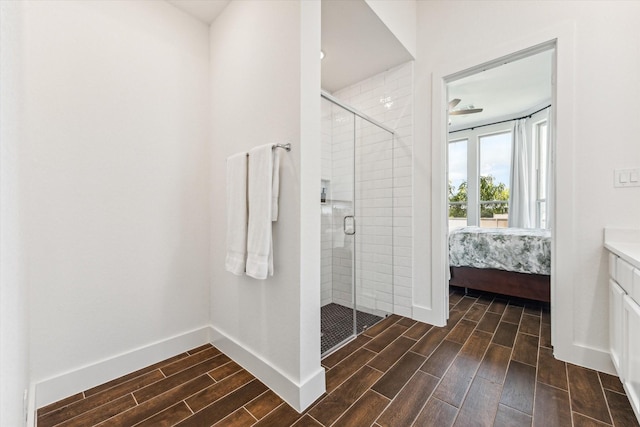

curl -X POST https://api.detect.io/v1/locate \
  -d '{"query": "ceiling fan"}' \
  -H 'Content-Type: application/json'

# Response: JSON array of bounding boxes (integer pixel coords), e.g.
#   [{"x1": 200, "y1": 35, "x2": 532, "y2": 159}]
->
[{"x1": 448, "y1": 98, "x2": 483, "y2": 115}]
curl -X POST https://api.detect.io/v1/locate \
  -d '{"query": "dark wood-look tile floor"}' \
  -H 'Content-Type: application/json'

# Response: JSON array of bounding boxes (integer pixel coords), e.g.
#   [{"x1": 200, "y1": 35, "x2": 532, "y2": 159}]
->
[{"x1": 38, "y1": 287, "x2": 639, "y2": 427}]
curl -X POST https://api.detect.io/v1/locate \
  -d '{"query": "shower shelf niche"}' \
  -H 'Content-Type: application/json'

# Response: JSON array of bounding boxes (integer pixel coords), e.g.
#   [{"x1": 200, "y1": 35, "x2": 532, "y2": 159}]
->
[{"x1": 321, "y1": 179, "x2": 329, "y2": 204}]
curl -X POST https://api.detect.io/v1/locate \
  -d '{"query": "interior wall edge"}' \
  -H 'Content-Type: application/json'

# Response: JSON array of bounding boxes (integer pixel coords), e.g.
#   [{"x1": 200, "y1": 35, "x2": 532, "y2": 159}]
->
[
  {"x1": 412, "y1": 304, "x2": 447, "y2": 327},
  {"x1": 0, "y1": 1, "x2": 30, "y2": 426},
  {"x1": 211, "y1": 326, "x2": 326, "y2": 412},
  {"x1": 299, "y1": 0, "x2": 324, "y2": 388},
  {"x1": 554, "y1": 342, "x2": 615, "y2": 376},
  {"x1": 26, "y1": 382, "x2": 36, "y2": 427}
]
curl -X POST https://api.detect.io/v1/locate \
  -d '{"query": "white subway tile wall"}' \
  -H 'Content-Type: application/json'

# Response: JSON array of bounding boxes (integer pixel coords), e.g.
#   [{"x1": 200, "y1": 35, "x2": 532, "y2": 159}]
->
[{"x1": 321, "y1": 61, "x2": 414, "y2": 318}]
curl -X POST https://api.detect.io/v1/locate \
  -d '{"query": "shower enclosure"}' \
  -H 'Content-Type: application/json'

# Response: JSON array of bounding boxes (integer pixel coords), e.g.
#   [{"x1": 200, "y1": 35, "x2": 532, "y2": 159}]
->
[{"x1": 320, "y1": 92, "x2": 395, "y2": 356}]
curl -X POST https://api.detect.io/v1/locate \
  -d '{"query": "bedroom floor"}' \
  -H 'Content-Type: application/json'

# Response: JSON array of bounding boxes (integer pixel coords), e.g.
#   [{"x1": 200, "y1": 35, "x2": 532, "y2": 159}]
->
[{"x1": 37, "y1": 287, "x2": 638, "y2": 427}]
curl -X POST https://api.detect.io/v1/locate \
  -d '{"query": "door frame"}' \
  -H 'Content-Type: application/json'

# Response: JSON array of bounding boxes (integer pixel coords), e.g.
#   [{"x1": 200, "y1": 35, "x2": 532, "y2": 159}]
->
[
  {"x1": 432, "y1": 40, "x2": 557, "y2": 322},
  {"x1": 414, "y1": 23, "x2": 579, "y2": 367}
]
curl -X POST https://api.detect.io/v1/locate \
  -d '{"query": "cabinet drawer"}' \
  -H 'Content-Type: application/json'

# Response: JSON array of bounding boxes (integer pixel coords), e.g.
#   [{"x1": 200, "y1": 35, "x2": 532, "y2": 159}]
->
[
  {"x1": 610, "y1": 253, "x2": 618, "y2": 280},
  {"x1": 618, "y1": 258, "x2": 635, "y2": 294}
]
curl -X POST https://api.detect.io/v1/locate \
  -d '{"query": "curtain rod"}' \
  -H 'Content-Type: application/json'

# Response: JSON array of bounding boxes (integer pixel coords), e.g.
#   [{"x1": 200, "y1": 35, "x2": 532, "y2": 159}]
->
[{"x1": 448, "y1": 104, "x2": 551, "y2": 134}]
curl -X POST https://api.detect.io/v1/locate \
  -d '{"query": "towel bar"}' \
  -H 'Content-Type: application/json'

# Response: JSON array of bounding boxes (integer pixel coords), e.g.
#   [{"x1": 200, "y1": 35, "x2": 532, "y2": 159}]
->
[
  {"x1": 246, "y1": 143, "x2": 291, "y2": 157},
  {"x1": 273, "y1": 143, "x2": 291, "y2": 152}
]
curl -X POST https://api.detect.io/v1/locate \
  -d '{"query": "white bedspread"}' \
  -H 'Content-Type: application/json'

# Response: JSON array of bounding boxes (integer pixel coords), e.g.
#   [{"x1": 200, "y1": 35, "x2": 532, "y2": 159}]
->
[{"x1": 449, "y1": 227, "x2": 551, "y2": 275}]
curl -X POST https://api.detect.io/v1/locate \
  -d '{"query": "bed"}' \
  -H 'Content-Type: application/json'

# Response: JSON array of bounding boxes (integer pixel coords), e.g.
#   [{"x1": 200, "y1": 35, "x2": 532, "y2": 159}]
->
[{"x1": 449, "y1": 226, "x2": 551, "y2": 302}]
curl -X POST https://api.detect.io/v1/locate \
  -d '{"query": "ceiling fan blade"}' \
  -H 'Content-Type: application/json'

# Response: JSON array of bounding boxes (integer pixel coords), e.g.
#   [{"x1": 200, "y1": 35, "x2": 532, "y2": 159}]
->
[
  {"x1": 449, "y1": 108, "x2": 484, "y2": 115},
  {"x1": 448, "y1": 98, "x2": 461, "y2": 109}
]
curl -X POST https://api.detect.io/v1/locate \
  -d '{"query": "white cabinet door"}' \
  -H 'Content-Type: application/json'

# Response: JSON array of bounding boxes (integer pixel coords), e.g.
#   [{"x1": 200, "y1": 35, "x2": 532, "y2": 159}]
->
[
  {"x1": 633, "y1": 268, "x2": 640, "y2": 304},
  {"x1": 611, "y1": 279, "x2": 626, "y2": 376},
  {"x1": 623, "y1": 294, "x2": 640, "y2": 417},
  {"x1": 618, "y1": 258, "x2": 635, "y2": 293}
]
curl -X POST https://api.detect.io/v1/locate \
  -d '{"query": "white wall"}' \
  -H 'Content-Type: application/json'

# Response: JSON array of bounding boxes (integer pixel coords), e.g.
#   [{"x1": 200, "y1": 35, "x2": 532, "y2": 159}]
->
[
  {"x1": 1, "y1": 2, "x2": 30, "y2": 425},
  {"x1": 415, "y1": 0, "x2": 640, "y2": 372},
  {"x1": 20, "y1": 0, "x2": 211, "y2": 402},
  {"x1": 208, "y1": 0, "x2": 323, "y2": 411}
]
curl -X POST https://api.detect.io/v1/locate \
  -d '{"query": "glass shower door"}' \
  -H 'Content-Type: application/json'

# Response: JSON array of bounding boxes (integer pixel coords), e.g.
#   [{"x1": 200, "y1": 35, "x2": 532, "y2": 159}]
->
[
  {"x1": 320, "y1": 95, "x2": 394, "y2": 357},
  {"x1": 321, "y1": 98, "x2": 357, "y2": 356},
  {"x1": 354, "y1": 116, "x2": 394, "y2": 322}
]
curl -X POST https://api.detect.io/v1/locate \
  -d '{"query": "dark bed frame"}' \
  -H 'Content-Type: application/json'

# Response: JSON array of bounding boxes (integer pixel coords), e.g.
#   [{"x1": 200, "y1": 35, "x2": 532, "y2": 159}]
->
[{"x1": 449, "y1": 266, "x2": 550, "y2": 302}]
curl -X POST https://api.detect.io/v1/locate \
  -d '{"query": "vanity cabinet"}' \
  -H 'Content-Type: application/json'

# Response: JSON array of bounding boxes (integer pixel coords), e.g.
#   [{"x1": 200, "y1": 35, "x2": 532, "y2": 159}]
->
[
  {"x1": 608, "y1": 251, "x2": 640, "y2": 420},
  {"x1": 624, "y1": 293, "x2": 640, "y2": 415},
  {"x1": 610, "y1": 278, "x2": 625, "y2": 375}
]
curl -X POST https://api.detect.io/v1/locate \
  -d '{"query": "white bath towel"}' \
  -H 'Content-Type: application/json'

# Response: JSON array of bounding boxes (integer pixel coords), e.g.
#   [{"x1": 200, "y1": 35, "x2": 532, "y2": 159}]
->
[
  {"x1": 246, "y1": 144, "x2": 278, "y2": 279},
  {"x1": 225, "y1": 152, "x2": 248, "y2": 276},
  {"x1": 271, "y1": 148, "x2": 280, "y2": 221}
]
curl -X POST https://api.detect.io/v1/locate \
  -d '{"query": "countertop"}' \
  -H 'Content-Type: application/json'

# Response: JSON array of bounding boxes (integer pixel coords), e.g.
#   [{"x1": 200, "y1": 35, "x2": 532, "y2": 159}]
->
[{"x1": 604, "y1": 228, "x2": 640, "y2": 270}]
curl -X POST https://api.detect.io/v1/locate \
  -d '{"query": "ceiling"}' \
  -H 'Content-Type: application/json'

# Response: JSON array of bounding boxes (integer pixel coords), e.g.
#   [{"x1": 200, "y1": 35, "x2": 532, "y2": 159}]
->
[
  {"x1": 166, "y1": 0, "x2": 230, "y2": 24},
  {"x1": 166, "y1": 1, "x2": 550, "y2": 123},
  {"x1": 165, "y1": 2, "x2": 550, "y2": 116},
  {"x1": 166, "y1": 0, "x2": 413, "y2": 94},
  {"x1": 320, "y1": 1, "x2": 413, "y2": 92},
  {"x1": 448, "y1": 50, "x2": 553, "y2": 131}
]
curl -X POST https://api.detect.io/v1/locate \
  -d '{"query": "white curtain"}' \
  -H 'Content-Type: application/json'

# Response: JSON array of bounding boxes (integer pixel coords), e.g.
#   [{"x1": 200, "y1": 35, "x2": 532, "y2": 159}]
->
[
  {"x1": 544, "y1": 109, "x2": 554, "y2": 229},
  {"x1": 508, "y1": 118, "x2": 535, "y2": 228}
]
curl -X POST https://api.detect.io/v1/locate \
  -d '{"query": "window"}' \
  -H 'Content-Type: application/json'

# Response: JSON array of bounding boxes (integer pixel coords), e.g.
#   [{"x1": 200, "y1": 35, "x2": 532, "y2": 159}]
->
[
  {"x1": 448, "y1": 139, "x2": 468, "y2": 230},
  {"x1": 448, "y1": 114, "x2": 550, "y2": 230},
  {"x1": 448, "y1": 125, "x2": 512, "y2": 229},
  {"x1": 479, "y1": 132, "x2": 511, "y2": 228}
]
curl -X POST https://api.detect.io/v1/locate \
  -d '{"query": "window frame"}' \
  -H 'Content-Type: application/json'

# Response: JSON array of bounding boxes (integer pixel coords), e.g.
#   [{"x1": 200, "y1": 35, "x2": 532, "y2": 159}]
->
[
  {"x1": 448, "y1": 123, "x2": 513, "y2": 228},
  {"x1": 447, "y1": 137, "x2": 469, "y2": 227},
  {"x1": 533, "y1": 119, "x2": 549, "y2": 228}
]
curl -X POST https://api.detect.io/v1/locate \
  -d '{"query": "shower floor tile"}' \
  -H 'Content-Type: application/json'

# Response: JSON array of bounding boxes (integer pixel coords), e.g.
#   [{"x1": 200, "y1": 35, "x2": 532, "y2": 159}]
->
[{"x1": 321, "y1": 303, "x2": 384, "y2": 355}]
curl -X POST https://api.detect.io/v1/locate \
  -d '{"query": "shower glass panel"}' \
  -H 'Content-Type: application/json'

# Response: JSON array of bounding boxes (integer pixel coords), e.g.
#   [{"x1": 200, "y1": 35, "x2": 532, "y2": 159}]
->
[{"x1": 320, "y1": 95, "x2": 394, "y2": 357}]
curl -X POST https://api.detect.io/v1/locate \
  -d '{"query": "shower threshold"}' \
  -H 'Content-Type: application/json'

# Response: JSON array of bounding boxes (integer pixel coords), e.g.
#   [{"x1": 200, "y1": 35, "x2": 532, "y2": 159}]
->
[{"x1": 320, "y1": 303, "x2": 385, "y2": 357}]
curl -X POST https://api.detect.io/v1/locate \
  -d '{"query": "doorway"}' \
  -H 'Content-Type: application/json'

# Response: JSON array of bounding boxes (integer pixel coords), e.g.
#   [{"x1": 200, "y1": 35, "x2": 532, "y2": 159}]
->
[{"x1": 443, "y1": 44, "x2": 556, "y2": 315}]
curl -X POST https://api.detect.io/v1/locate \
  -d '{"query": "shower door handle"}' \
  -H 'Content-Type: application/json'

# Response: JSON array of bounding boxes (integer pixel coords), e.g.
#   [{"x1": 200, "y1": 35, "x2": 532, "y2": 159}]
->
[{"x1": 343, "y1": 215, "x2": 356, "y2": 235}]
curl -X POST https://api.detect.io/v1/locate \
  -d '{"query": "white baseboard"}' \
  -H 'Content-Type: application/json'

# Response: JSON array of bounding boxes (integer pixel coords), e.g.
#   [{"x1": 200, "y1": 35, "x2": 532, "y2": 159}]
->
[
  {"x1": 26, "y1": 382, "x2": 36, "y2": 427},
  {"x1": 211, "y1": 326, "x2": 325, "y2": 412},
  {"x1": 34, "y1": 326, "x2": 212, "y2": 409},
  {"x1": 554, "y1": 341, "x2": 616, "y2": 375},
  {"x1": 412, "y1": 304, "x2": 446, "y2": 327},
  {"x1": 31, "y1": 324, "x2": 326, "y2": 417}
]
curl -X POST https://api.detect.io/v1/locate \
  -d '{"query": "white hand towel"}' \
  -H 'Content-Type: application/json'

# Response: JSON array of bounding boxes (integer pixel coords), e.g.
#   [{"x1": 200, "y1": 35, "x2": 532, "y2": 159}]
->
[
  {"x1": 225, "y1": 152, "x2": 248, "y2": 275},
  {"x1": 271, "y1": 149, "x2": 280, "y2": 221},
  {"x1": 246, "y1": 144, "x2": 276, "y2": 279}
]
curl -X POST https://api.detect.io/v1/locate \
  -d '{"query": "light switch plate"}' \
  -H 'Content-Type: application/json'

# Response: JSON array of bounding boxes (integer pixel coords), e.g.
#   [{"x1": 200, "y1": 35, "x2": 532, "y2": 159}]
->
[{"x1": 615, "y1": 168, "x2": 640, "y2": 187}]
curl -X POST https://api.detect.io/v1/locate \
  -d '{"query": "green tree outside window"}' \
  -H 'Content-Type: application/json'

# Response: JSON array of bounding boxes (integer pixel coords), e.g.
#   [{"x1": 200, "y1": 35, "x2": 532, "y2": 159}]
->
[{"x1": 449, "y1": 175, "x2": 509, "y2": 218}]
